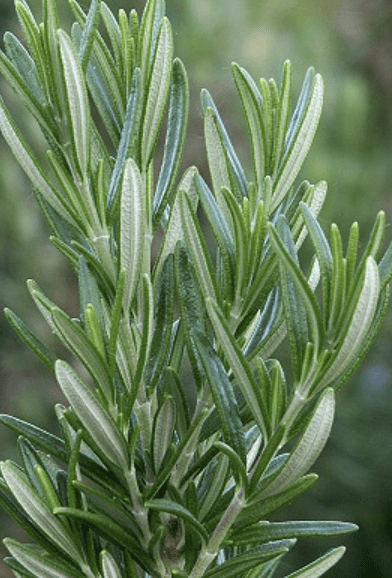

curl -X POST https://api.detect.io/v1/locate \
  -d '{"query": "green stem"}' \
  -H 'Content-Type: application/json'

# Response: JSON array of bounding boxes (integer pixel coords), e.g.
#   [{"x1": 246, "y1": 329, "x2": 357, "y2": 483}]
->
[
  {"x1": 124, "y1": 466, "x2": 151, "y2": 547},
  {"x1": 188, "y1": 487, "x2": 246, "y2": 578}
]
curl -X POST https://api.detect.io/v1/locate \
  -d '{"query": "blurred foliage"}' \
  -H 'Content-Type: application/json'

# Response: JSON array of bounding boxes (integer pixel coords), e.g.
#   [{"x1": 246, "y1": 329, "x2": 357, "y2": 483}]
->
[{"x1": 0, "y1": 0, "x2": 391, "y2": 577}]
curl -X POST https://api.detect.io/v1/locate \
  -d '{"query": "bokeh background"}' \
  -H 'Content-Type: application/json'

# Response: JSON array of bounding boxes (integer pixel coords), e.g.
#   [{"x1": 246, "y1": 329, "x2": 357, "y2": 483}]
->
[{"x1": 0, "y1": 0, "x2": 391, "y2": 576}]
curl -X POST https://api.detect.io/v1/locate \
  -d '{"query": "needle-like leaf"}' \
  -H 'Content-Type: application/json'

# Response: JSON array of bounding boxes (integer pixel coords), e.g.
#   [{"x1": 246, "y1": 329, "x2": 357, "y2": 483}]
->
[
  {"x1": 55, "y1": 360, "x2": 128, "y2": 470},
  {"x1": 120, "y1": 158, "x2": 145, "y2": 312}
]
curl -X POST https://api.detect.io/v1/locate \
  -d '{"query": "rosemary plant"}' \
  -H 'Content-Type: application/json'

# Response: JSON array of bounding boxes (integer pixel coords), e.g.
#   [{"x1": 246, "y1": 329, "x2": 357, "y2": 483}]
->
[{"x1": 0, "y1": 1, "x2": 391, "y2": 577}]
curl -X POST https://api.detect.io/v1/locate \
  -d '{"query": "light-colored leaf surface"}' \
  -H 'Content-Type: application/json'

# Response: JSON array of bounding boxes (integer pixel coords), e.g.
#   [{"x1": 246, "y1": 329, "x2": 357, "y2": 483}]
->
[
  {"x1": 101, "y1": 550, "x2": 122, "y2": 578},
  {"x1": 152, "y1": 397, "x2": 176, "y2": 473},
  {"x1": 120, "y1": 158, "x2": 145, "y2": 312},
  {"x1": 4, "y1": 539, "x2": 84, "y2": 578},
  {"x1": 51, "y1": 307, "x2": 112, "y2": 400},
  {"x1": 141, "y1": 17, "x2": 173, "y2": 168},
  {"x1": 206, "y1": 299, "x2": 269, "y2": 439},
  {"x1": 180, "y1": 192, "x2": 219, "y2": 304},
  {"x1": 271, "y1": 74, "x2": 324, "y2": 213},
  {"x1": 55, "y1": 360, "x2": 128, "y2": 470},
  {"x1": 282, "y1": 547, "x2": 346, "y2": 578},
  {"x1": 232, "y1": 62, "x2": 265, "y2": 188},
  {"x1": 1, "y1": 462, "x2": 82, "y2": 563},
  {"x1": 58, "y1": 30, "x2": 90, "y2": 175},
  {"x1": 0, "y1": 97, "x2": 77, "y2": 226},
  {"x1": 262, "y1": 389, "x2": 335, "y2": 498},
  {"x1": 317, "y1": 256, "x2": 380, "y2": 389}
]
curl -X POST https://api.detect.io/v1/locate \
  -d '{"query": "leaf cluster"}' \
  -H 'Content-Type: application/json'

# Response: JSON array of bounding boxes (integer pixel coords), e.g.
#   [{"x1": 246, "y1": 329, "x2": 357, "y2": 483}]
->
[{"x1": 0, "y1": 1, "x2": 391, "y2": 577}]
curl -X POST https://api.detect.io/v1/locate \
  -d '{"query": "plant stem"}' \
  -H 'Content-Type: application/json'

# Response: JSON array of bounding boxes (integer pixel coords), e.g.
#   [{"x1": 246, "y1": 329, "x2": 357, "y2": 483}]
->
[{"x1": 188, "y1": 487, "x2": 246, "y2": 578}]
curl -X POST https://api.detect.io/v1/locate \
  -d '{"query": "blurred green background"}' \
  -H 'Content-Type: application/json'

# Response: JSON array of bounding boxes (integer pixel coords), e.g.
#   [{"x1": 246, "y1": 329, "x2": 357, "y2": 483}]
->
[{"x1": 0, "y1": 0, "x2": 391, "y2": 576}]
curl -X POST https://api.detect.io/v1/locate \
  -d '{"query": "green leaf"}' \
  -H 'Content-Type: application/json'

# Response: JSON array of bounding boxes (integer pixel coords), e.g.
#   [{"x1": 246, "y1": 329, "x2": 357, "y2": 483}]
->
[
  {"x1": 328, "y1": 224, "x2": 345, "y2": 329},
  {"x1": 358, "y1": 210, "x2": 386, "y2": 265},
  {"x1": 53, "y1": 507, "x2": 154, "y2": 573},
  {"x1": 152, "y1": 396, "x2": 176, "y2": 473},
  {"x1": 282, "y1": 547, "x2": 346, "y2": 578},
  {"x1": 201, "y1": 88, "x2": 247, "y2": 198},
  {"x1": 269, "y1": 222, "x2": 324, "y2": 356},
  {"x1": 262, "y1": 389, "x2": 335, "y2": 498},
  {"x1": 120, "y1": 158, "x2": 145, "y2": 312},
  {"x1": 153, "y1": 166, "x2": 198, "y2": 281},
  {"x1": 232, "y1": 62, "x2": 266, "y2": 188},
  {"x1": 192, "y1": 330, "x2": 246, "y2": 464},
  {"x1": 71, "y1": 241, "x2": 114, "y2": 299},
  {"x1": 51, "y1": 307, "x2": 112, "y2": 401},
  {"x1": 284, "y1": 67, "x2": 314, "y2": 152},
  {"x1": 107, "y1": 269, "x2": 126, "y2": 379},
  {"x1": 236, "y1": 474, "x2": 318, "y2": 529},
  {"x1": 272, "y1": 60, "x2": 292, "y2": 177},
  {"x1": 203, "y1": 541, "x2": 295, "y2": 578},
  {"x1": 229, "y1": 520, "x2": 358, "y2": 546},
  {"x1": 243, "y1": 289, "x2": 282, "y2": 358},
  {"x1": 0, "y1": 414, "x2": 67, "y2": 460},
  {"x1": 72, "y1": 15, "x2": 123, "y2": 144},
  {"x1": 4, "y1": 539, "x2": 84, "y2": 578},
  {"x1": 204, "y1": 106, "x2": 232, "y2": 211},
  {"x1": 55, "y1": 360, "x2": 128, "y2": 470},
  {"x1": 3, "y1": 32, "x2": 46, "y2": 105},
  {"x1": 100, "y1": 550, "x2": 122, "y2": 578},
  {"x1": 15, "y1": 1, "x2": 47, "y2": 93},
  {"x1": 264, "y1": 358, "x2": 287, "y2": 431},
  {"x1": 27, "y1": 278, "x2": 60, "y2": 332},
  {"x1": 78, "y1": 256, "x2": 103, "y2": 326},
  {"x1": 145, "y1": 499, "x2": 209, "y2": 544},
  {"x1": 0, "y1": 477, "x2": 65, "y2": 557},
  {"x1": 4, "y1": 308, "x2": 56, "y2": 371},
  {"x1": 118, "y1": 9, "x2": 135, "y2": 95},
  {"x1": 73, "y1": 478, "x2": 141, "y2": 537},
  {"x1": 249, "y1": 423, "x2": 286, "y2": 495},
  {"x1": 42, "y1": 0, "x2": 64, "y2": 114},
  {"x1": 214, "y1": 441, "x2": 248, "y2": 493},
  {"x1": 101, "y1": 550, "x2": 122, "y2": 578},
  {"x1": 76, "y1": 303, "x2": 105, "y2": 356},
  {"x1": 0, "y1": 97, "x2": 77, "y2": 227},
  {"x1": 316, "y1": 257, "x2": 380, "y2": 390},
  {"x1": 17, "y1": 437, "x2": 53, "y2": 501},
  {"x1": 101, "y1": 3, "x2": 122, "y2": 69},
  {"x1": 180, "y1": 192, "x2": 219, "y2": 304},
  {"x1": 138, "y1": 0, "x2": 162, "y2": 86},
  {"x1": 276, "y1": 215, "x2": 310, "y2": 381},
  {"x1": 271, "y1": 73, "x2": 323, "y2": 213},
  {"x1": 78, "y1": 0, "x2": 101, "y2": 71},
  {"x1": 58, "y1": 29, "x2": 90, "y2": 176},
  {"x1": 344, "y1": 222, "x2": 359, "y2": 293},
  {"x1": 379, "y1": 238, "x2": 392, "y2": 291},
  {"x1": 220, "y1": 186, "x2": 250, "y2": 302},
  {"x1": 153, "y1": 57, "x2": 189, "y2": 229},
  {"x1": 0, "y1": 461, "x2": 82, "y2": 564},
  {"x1": 46, "y1": 151, "x2": 89, "y2": 222},
  {"x1": 133, "y1": 274, "x2": 154, "y2": 389},
  {"x1": 81, "y1": 307, "x2": 105, "y2": 360},
  {"x1": 251, "y1": 558, "x2": 283, "y2": 578},
  {"x1": 146, "y1": 407, "x2": 209, "y2": 500},
  {"x1": 107, "y1": 67, "x2": 142, "y2": 213},
  {"x1": 293, "y1": 181, "x2": 328, "y2": 250},
  {"x1": 205, "y1": 299, "x2": 270, "y2": 439},
  {"x1": 0, "y1": 414, "x2": 123, "y2": 496},
  {"x1": 198, "y1": 453, "x2": 229, "y2": 522},
  {"x1": 195, "y1": 174, "x2": 236, "y2": 303},
  {"x1": 165, "y1": 364, "x2": 191, "y2": 438},
  {"x1": 300, "y1": 202, "x2": 332, "y2": 325},
  {"x1": 145, "y1": 254, "x2": 175, "y2": 391},
  {"x1": 141, "y1": 16, "x2": 173, "y2": 169}
]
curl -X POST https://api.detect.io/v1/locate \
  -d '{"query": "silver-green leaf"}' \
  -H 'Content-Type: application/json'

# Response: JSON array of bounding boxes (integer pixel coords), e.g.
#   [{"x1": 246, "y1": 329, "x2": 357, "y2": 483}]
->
[{"x1": 55, "y1": 360, "x2": 128, "y2": 470}]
